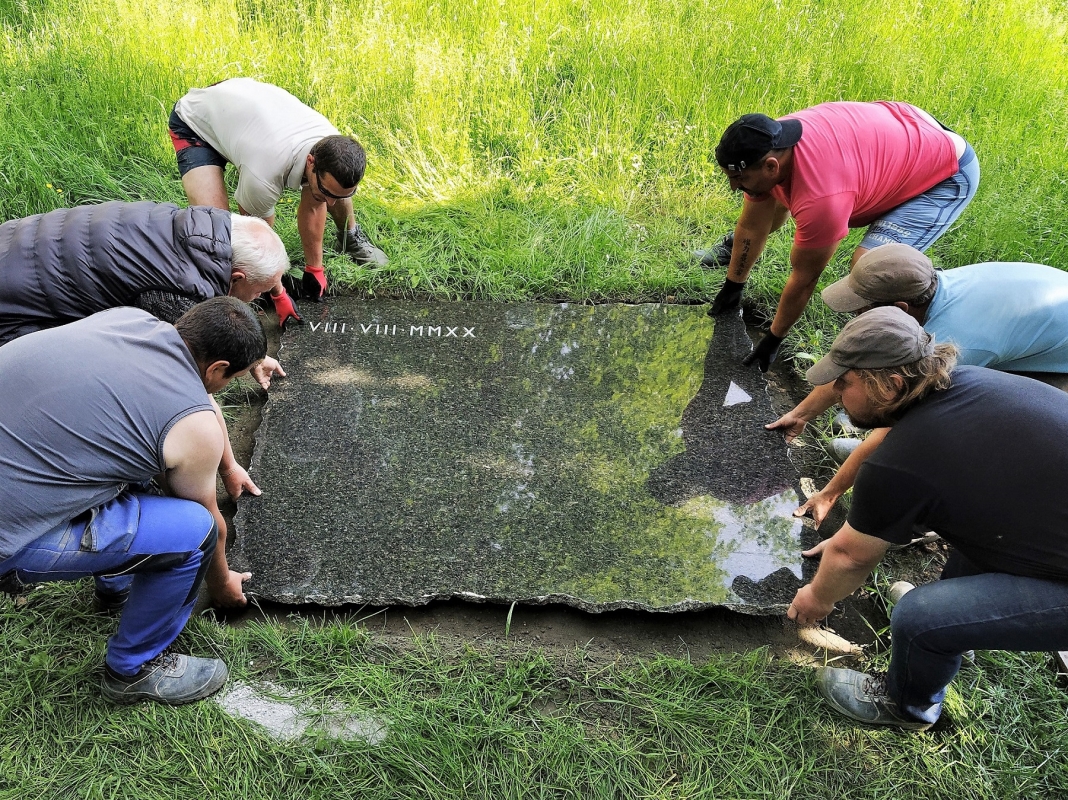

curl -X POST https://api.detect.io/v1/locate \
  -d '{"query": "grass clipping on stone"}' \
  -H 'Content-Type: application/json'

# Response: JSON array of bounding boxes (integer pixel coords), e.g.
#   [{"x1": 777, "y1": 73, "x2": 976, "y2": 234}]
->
[{"x1": 3, "y1": 581, "x2": 1068, "y2": 799}]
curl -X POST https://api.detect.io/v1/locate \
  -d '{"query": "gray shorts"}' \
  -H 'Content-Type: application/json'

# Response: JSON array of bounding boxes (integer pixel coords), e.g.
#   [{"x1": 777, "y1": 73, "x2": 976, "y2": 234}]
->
[{"x1": 860, "y1": 144, "x2": 979, "y2": 251}]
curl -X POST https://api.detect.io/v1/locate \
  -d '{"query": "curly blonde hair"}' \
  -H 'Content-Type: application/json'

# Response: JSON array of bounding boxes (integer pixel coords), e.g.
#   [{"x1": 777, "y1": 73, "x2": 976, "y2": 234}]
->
[{"x1": 851, "y1": 342, "x2": 959, "y2": 420}]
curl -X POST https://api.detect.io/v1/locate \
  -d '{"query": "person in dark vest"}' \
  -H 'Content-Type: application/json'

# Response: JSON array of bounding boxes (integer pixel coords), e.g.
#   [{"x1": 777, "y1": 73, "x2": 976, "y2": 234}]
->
[
  {"x1": 788, "y1": 307, "x2": 1068, "y2": 730},
  {"x1": 0, "y1": 200, "x2": 288, "y2": 498},
  {"x1": 0, "y1": 298, "x2": 265, "y2": 705}
]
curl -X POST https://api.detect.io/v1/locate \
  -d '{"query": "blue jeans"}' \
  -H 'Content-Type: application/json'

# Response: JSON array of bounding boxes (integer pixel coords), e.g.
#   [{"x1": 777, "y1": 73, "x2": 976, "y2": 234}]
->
[
  {"x1": 0, "y1": 493, "x2": 217, "y2": 675},
  {"x1": 887, "y1": 552, "x2": 1068, "y2": 724},
  {"x1": 860, "y1": 144, "x2": 980, "y2": 251}
]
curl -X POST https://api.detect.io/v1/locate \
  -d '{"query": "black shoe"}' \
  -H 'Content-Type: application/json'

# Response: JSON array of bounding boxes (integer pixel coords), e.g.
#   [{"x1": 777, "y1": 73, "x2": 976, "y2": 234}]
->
[
  {"x1": 101, "y1": 650, "x2": 228, "y2": 705},
  {"x1": 93, "y1": 587, "x2": 130, "y2": 615},
  {"x1": 694, "y1": 233, "x2": 735, "y2": 269},
  {"x1": 817, "y1": 667, "x2": 933, "y2": 731},
  {"x1": 337, "y1": 224, "x2": 388, "y2": 266}
]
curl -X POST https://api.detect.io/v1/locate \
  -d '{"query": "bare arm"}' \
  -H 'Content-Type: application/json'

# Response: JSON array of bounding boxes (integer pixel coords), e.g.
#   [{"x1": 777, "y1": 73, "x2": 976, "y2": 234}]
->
[
  {"x1": 726, "y1": 197, "x2": 781, "y2": 283},
  {"x1": 769, "y1": 243, "x2": 839, "y2": 337},
  {"x1": 296, "y1": 185, "x2": 327, "y2": 271},
  {"x1": 787, "y1": 522, "x2": 888, "y2": 625},
  {"x1": 766, "y1": 382, "x2": 841, "y2": 442},
  {"x1": 209, "y1": 396, "x2": 260, "y2": 500},
  {"x1": 162, "y1": 410, "x2": 251, "y2": 608},
  {"x1": 794, "y1": 427, "x2": 890, "y2": 527}
]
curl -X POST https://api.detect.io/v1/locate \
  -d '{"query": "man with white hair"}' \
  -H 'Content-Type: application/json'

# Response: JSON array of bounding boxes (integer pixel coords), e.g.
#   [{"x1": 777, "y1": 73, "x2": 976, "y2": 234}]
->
[
  {"x1": 0, "y1": 200, "x2": 289, "y2": 498},
  {"x1": 788, "y1": 307, "x2": 1068, "y2": 730}
]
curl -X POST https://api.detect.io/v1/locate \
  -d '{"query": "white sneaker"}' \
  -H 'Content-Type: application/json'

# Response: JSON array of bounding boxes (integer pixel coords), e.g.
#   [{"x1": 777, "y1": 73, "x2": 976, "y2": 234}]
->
[{"x1": 888, "y1": 580, "x2": 915, "y2": 606}]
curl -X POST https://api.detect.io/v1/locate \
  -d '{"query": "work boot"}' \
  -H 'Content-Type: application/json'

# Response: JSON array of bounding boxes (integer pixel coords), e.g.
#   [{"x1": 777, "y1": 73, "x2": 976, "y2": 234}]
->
[
  {"x1": 93, "y1": 586, "x2": 130, "y2": 615},
  {"x1": 336, "y1": 224, "x2": 388, "y2": 266},
  {"x1": 694, "y1": 232, "x2": 735, "y2": 269},
  {"x1": 816, "y1": 667, "x2": 933, "y2": 731},
  {"x1": 101, "y1": 650, "x2": 228, "y2": 705}
]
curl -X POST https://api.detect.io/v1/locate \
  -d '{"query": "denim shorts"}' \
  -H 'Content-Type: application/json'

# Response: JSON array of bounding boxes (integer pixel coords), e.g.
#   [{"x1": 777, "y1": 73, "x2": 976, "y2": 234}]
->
[
  {"x1": 860, "y1": 144, "x2": 980, "y2": 251},
  {"x1": 168, "y1": 105, "x2": 229, "y2": 176}
]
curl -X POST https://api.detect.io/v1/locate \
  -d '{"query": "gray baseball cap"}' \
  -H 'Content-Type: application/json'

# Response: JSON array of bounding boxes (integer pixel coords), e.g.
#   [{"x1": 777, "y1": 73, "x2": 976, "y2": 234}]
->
[
  {"x1": 806, "y1": 306, "x2": 935, "y2": 385},
  {"x1": 821, "y1": 244, "x2": 937, "y2": 313}
]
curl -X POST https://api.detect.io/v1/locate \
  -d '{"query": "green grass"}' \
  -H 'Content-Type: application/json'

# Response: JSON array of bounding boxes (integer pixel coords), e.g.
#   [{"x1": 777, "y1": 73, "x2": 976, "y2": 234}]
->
[
  {"x1": 3, "y1": 582, "x2": 1068, "y2": 799},
  {"x1": 2, "y1": 0, "x2": 1068, "y2": 794},
  {"x1": 1, "y1": 0, "x2": 1067, "y2": 339}
]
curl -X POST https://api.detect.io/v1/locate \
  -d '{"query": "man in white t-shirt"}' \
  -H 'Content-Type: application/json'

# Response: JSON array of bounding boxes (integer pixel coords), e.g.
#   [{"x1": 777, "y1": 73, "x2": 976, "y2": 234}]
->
[{"x1": 169, "y1": 78, "x2": 387, "y2": 326}]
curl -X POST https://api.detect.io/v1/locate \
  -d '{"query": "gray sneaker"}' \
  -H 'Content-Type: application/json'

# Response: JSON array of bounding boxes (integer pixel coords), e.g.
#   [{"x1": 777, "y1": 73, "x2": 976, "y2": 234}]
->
[
  {"x1": 337, "y1": 224, "x2": 388, "y2": 266},
  {"x1": 831, "y1": 410, "x2": 866, "y2": 436},
  {"x1": 830, "y1": 437, "x2": 863, "y2": 463},
  {"x1": 887, "y1": 580, "x2": 916, "y2": 606},
  {"x1": 694, "y1": 232, "x2": 734, "y2": 269},
  {"x1": 816, "y1": 667, "x2": 933, "y2": 731},
  {"x1": 101, "y1": 651, "x2": 228, "y2": 705}
]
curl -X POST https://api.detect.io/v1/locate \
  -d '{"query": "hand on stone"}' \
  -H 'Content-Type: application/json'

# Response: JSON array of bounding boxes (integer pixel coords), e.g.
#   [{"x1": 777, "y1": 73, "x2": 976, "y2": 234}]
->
[
  {"x1": 800, "y1": 537, "x2": 831, "y2": 559},
  {"x1": 708, "y1": 278, "x2": 745, "y2": 316},
  {"x1": 766, "y1": 409, "x2": 808, "y2": 442},
  {"x1": 742, "y1": 332, "x2": 784, "y2": 372},
  {"x1": 210, "y1": 569, "x2": 252, "y2": 608},
  {"x1": 787, "y1": 584, "x2": 834, "y2": 626},
  {"x1": 251, "y1": 356, "x2": 286, "y2": 391},
  {"x1": 794, "y1": 491, "x2": 838, "y2": 530},
  {"x1": 221, "y1": 464, "x2": 261, "y2": 500},
  {"x1": 270, "y1": 289, "x2": 303, "y2": 328}
]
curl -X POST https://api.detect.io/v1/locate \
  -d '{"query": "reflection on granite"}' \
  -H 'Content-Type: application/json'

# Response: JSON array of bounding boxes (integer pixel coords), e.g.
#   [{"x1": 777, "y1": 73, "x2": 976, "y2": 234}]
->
[{"x1": 233, "y1": 301, "x2": 808, "y2": 614}]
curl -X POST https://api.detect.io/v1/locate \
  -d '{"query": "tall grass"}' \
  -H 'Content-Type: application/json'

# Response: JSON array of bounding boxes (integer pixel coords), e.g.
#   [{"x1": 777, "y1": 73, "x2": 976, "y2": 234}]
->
[{"x1": 1, "y1": 0, "x2": 1066, "y2": 326}]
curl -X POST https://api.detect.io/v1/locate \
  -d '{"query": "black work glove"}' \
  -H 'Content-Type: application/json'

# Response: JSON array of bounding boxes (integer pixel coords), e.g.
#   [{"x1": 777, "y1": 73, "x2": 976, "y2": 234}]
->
[
  {"x1": 742, "y1": 332, "x2": 784, "y2": 372},
  {"x1": 708, "y1": 278, "x2": 746, "y2": 316}
]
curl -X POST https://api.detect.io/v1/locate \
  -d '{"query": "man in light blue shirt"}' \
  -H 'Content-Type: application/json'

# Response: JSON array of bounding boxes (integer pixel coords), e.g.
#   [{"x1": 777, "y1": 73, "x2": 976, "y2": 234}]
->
[
  {"x1": 768, "y1": 243, "x2": 1068, "y2": 525},
  {"x1": 859, "y1": 255, "x2": 1068, "y2": 373}
]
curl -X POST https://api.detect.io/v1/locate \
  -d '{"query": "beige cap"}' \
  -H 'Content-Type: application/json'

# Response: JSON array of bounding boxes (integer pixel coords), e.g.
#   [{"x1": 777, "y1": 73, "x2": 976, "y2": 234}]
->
[
  {"x1": 821, "y1": 244, "x2": 937, "y2": 313},
  {"x1": 806, "y1": 306, "x2": 935, "y2": 385}
]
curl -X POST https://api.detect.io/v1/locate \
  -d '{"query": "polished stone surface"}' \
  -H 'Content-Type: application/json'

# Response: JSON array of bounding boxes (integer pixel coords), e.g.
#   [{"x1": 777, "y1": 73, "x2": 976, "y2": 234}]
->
[{"x1": 233, "y1": 300, "x2": 809, "y2": 613}]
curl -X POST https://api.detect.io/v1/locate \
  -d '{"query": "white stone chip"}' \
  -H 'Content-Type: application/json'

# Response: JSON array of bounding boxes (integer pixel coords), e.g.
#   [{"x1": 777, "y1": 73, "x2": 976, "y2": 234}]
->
[
  {"x1": 215, "y1": 681, "x2": 389, "y2": 744},
  {"x1": 723, "y1": 381, "x2": 752, "y2": 407}
]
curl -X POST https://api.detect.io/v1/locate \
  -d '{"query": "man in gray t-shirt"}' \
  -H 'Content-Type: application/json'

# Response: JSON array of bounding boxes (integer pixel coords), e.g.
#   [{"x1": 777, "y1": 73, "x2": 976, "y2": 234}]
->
[
  {"x1": 0, "y1": 299, "x2": 266, "y2": 705},
  {"x1": 169, "y1": 78, "x2": 388, "y2": 326}
]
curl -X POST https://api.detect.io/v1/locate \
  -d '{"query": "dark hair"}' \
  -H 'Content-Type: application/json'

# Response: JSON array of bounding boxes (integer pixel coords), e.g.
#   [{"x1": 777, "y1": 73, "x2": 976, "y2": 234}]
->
[
  {"x1": 175, "y1": 297, "x2": 267, "y2": 377},
  {"x1": 906, "y1": 273, "x2": 940, "y2": 307},
  {"x1": 310, "y1": 135, "x2": 366, "y2": 188}
]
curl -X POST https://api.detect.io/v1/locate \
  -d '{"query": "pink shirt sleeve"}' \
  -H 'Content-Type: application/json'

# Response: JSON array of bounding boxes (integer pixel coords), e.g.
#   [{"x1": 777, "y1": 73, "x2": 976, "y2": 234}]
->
[{"x1": 790, "y1": 191, "x2": 855, "y2": 249}]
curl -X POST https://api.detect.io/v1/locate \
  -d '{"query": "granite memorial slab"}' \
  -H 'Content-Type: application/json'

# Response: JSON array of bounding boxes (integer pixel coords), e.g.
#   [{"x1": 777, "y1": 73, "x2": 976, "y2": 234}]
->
[{"x1": 232, "y1": 299, "x2": 812, "y2": 613}]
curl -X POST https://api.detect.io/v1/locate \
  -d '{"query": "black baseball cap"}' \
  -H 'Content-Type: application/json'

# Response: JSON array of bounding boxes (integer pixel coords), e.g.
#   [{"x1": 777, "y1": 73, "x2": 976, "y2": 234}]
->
[{"x1": 715, "y1": 114, "x2": 803, "y2": 171}]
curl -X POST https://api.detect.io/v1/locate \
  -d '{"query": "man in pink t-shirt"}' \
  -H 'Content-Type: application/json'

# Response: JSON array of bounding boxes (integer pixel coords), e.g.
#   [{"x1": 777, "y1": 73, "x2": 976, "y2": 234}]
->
[{"x1": 703, "y1": 101, "x2": 979, "y2": 371}]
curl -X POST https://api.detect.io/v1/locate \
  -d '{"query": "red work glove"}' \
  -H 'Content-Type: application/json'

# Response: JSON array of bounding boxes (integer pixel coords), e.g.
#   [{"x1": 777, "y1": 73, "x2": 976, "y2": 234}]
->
[
  {"x1": 302, "y1": 265, "x2": 327, "y2": 301},
  {"x1": 270, "y1": 289, "x2": 303, "y2": 329}
]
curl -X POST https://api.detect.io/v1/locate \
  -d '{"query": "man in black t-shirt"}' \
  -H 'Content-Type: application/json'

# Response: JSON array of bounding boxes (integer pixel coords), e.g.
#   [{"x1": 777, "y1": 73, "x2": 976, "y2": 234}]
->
[{"x1": 786, "y1": 306, "x2": 1068, "y2": 730}]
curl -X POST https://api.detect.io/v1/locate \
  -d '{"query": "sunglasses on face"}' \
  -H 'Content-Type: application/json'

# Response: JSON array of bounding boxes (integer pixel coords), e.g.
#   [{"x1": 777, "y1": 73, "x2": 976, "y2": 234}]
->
[{"x1": 314, "y1": 169, "x2": 357, "y2": 200}]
